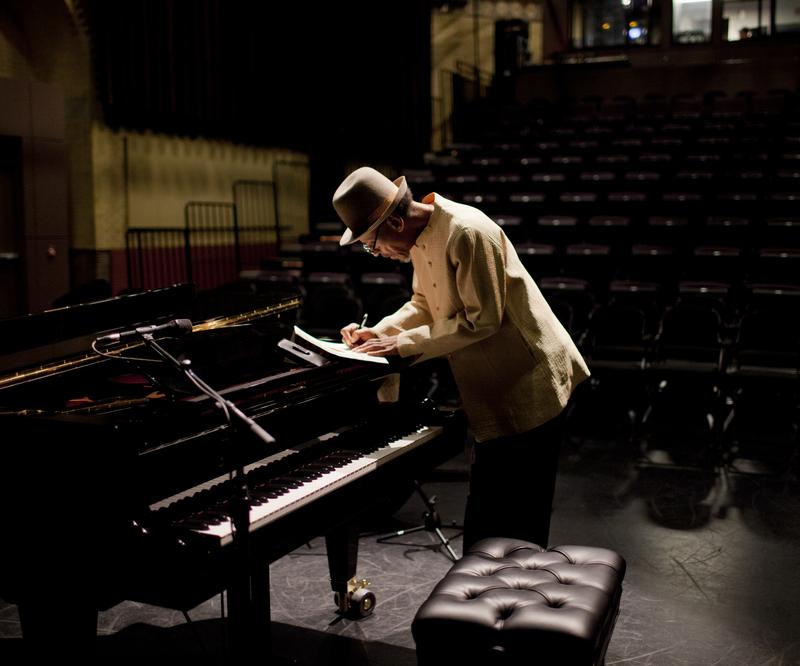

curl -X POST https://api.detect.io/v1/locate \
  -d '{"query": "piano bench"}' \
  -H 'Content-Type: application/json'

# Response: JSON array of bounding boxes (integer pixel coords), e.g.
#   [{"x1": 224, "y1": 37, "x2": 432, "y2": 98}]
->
[{"x1": 411, "y1": 537, "x2": 626, "y2": 666}]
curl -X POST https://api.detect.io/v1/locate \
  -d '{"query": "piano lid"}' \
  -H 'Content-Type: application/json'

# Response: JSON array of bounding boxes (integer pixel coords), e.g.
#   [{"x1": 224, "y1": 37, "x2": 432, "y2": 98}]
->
[
  {"x1": 0, "y1": 283, "x2": 403, "y2": 506},
  {"x1": 0, "y1": 283, "x2": 196, "y2": 356},
  {"x1": 0, "y1": 283, "x2": 302, "y2": 392}
]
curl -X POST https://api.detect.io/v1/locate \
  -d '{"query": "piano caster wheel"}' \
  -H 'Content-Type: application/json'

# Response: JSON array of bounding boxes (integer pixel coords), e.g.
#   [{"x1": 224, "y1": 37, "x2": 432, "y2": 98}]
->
[
  {"x1": 334, "y1": 577, "x2": 376, "y2": 618},
  {"x1": 350, "y1": 588, "x2": 376, "y2": 618}
]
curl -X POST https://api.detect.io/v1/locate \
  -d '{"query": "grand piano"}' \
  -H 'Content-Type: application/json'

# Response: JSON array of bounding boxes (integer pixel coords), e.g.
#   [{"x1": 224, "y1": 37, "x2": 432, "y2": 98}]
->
[{"x1": 0, "y1": 283, "x2": 465, "y2": 658}]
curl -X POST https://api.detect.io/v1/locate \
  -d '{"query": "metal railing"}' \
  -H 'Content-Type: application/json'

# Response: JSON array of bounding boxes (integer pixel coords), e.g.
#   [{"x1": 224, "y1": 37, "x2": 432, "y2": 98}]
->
[
  {"x1": 184, "y1": 201, "x2": 239, "y2": 291},
  {"x1": 126, "y1": 162, "x2": 309, "y2": 292},
  {"x1": 127, "y1": 183, "x2": 275, "y2": 292},
  {"x1": 126, "y1": 227, "x2": 190, "y2": 291}
]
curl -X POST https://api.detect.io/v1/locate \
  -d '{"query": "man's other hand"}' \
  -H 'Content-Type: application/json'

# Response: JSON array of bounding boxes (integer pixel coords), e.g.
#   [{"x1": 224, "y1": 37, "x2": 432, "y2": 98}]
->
[{"x1": 353, "y1": 335, "x2": 400, "y2": 356}]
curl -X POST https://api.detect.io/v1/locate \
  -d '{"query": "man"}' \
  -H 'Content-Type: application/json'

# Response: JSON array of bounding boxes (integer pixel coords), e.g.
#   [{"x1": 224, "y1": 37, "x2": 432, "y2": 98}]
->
[{"x1": 333, "y1": 166, "x2": 589, "y2": 550}]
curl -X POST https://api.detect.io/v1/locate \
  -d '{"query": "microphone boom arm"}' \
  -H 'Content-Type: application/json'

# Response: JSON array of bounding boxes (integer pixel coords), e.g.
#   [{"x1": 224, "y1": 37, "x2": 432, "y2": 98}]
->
[{"x1": 138, "y1": 332, "x2": 276, "y2": 446}]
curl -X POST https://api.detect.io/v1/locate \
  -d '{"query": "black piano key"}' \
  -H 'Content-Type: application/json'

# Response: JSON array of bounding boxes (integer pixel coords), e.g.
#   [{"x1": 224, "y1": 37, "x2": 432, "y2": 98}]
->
[
  {"x1": 177, "y1": 518, "x2": 211, "y2": 530},
  {"x1": 250, "y1": 487, "x2": 285, "y2": 499},
  {"x1": 272, "y1": 477, "x2": 304, "y2": 489}
]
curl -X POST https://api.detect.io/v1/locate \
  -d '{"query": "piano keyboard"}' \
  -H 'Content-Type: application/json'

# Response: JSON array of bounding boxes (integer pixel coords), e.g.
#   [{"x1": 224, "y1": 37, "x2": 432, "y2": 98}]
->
[
  {"x1": 149, "y1": 427, "x2": 349, "y2": 513},
  {"x1": 159, "y1": 424, "x2": 444, "y2": 546}
]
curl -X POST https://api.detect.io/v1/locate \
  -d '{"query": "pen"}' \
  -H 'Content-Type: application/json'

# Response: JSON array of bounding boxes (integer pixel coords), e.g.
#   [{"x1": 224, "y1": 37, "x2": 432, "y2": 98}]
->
[{"x1": 358, "y1": 313, "x2": 368, "y2": 329}]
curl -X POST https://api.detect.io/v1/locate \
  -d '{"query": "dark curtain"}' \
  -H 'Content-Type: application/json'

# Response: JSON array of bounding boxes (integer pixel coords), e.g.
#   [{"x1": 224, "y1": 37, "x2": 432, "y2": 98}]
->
[{"x1": 82, "y1": 0, "x2": 431, "y2": 161}]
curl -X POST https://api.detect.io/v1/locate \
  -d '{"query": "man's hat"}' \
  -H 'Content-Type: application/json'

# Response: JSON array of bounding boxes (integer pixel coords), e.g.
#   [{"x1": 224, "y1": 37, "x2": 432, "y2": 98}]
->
[{"x1": 332, "y1": 166, "x2": 408, "y2": 246}]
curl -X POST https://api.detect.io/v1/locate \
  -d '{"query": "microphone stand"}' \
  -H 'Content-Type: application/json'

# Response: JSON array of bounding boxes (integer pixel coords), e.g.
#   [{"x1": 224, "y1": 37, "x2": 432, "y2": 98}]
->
[{"x1": 137, "y1": 332, "x2": 276, "y2": 659}]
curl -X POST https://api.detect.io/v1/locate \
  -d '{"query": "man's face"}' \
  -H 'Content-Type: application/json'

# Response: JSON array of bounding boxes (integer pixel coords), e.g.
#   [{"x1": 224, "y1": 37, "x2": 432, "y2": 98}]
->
[
  {"x1": 369, "y1": 218, "x2": 413, "y2": 263},
  {"x1": 375, "y1": 236, "x2": 412, "y2": 263}
]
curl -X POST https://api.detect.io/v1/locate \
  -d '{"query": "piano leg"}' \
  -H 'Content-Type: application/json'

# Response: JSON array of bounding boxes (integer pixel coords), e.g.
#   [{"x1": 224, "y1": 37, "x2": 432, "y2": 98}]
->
[
  {"x1": 226, "y1": 559, "x2": 272, "y2": 658},
  {"x1": 325, "y1": 522, "x2": 374, "y2": 617},
  {"x1": 326, "y1": 522, "x2": 358, "y2": 612}
]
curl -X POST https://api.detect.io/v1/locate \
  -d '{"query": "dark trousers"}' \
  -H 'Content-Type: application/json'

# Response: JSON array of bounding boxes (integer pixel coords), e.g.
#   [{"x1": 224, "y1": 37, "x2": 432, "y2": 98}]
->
[{"x1": 462, "y1": 413, "x2": 564, "y2": 551}]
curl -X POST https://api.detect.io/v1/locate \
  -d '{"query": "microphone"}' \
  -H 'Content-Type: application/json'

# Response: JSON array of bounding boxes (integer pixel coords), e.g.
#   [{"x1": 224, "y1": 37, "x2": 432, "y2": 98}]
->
[{"x1": 94, "y1": 318, "x2": 194, "y2": 347}]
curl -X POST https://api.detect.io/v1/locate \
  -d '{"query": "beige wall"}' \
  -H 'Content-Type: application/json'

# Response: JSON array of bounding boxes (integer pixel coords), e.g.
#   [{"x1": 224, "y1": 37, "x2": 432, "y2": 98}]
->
[{"x1": 91, "y1": 127, "x2": 309, "y2": 250}]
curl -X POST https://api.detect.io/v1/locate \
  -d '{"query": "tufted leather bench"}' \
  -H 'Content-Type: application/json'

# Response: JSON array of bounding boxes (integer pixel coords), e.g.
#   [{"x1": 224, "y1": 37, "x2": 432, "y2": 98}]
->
[{"x1": 411, "y1": 538, "x2": 625, "y2": 665}]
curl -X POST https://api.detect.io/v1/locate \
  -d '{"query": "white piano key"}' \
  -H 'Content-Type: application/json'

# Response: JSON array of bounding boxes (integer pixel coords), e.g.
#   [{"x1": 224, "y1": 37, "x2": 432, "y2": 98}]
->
[{"x1": 187, "y1": 425, "x2": 443, "y2": 546}]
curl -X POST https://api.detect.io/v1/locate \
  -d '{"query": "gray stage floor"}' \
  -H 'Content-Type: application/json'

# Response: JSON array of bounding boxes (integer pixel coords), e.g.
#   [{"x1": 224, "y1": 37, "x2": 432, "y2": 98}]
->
[{"x1": 2, "y1": 430, "x2": 799, "y2": 665}]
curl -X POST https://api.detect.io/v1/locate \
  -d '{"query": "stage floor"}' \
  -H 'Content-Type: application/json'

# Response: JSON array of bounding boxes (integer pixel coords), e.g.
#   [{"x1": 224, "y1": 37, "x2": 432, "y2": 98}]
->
[{"x1": 2, "y1": 432, "x2": 799, "y2": 665}]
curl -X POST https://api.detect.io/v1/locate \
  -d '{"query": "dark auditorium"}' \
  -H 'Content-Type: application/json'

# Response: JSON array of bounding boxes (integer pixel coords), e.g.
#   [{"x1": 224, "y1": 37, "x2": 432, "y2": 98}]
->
[{"x1": 1, "y1": 1, "x2": 799, "y2": 664}]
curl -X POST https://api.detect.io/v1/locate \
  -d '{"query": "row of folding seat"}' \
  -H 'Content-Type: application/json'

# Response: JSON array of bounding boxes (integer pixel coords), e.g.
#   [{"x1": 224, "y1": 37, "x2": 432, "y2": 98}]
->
[
  {"x1": 436, "y1": 165, "x2": 800, "y2": 183},
  {"x1": 436, "y1": 187, "x2": 800, "y2": 211},
  {"x1": 542, "y1": 271, "x2": 796, "y2": 331},
  {"x1": 541, "y1": 122, "x2": 797, "y2": 147},
  {"x1": 500, "y1": 215, "x2": 800, "y2": 248},
  {"x1": 481, "y1": 93, "x2": 800, "y2": 137},
  {"x1": 462, "y1": 115, "x2": 800, "y2": 147},
  {"x1": 434, "y1": 134, "x2": 800, "y2": 159},
  {"x1": 581, "y1": 296, "x2": 799, "y2": 373},
  {"x1": 238, "y1": 268, "x2": 412, "y2": 339},
  {"x1": 547, "y1": 287, "x2": 799, "y2": 464},
  {"x1": 426, "y1": 192, "x2": 800, "y2": 224},
  {"x1": 427, "y1": 146, "x2": 800, "y2": 172},
  {"x1": 440, "y1": 155, "x2": 800, "y2": 170},
  {"x1": 443, "y1": 189, "x2": 800, "y2": 202},
  {"x1": 433, "y1": 180, "x2": 800, "y2": 202},
  {"x1": 493, "y1": 212, "x2": 800, "y2": 228},
  {"x1": 521, "y1": 244, "x2": 798, "y2": 284},
  {"x1": 535, "y1": 90, "x2": 798, "y2": 115},
  {"x1": 571, "y1": 294, "x2": 799, "y2": 474},
  {"x1": 431, "y1": 154, "x2": 799, "y2": 174},
  {"x1": 418, "y1": 152, "x2": 800, "y2": 180}
]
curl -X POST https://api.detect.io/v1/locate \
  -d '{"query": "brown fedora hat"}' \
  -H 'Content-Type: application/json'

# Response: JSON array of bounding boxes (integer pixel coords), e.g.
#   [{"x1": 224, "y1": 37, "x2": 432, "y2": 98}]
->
[{"x1": 333, "y1": 166, "x2": 408, "y2": 246}]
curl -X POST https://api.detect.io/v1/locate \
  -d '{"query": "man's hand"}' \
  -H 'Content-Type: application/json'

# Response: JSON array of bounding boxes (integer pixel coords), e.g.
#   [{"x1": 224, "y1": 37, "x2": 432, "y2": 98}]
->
[
  {"x1": 341, "y1": 323, "x2": 378, "y2": 348},
  {"x1": 353, "y1": 335, "x2": 400, "y2": 357}
]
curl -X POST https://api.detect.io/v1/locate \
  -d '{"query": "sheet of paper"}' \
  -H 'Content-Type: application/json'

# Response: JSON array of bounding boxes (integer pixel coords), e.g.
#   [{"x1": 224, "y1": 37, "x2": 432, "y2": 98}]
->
[{"x1": 293, "y1": 325, "x2": 389, "y2": 364}]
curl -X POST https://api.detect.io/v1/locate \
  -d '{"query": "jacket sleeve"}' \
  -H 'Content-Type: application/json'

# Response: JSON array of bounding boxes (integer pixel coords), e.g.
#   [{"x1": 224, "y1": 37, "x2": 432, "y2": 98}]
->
[
  {"x1": 370, "y1": 270, "x2": 433, "y2": 336},
  {"x1": 395, "y1": 227, "x2": 506, "y2": 362}
]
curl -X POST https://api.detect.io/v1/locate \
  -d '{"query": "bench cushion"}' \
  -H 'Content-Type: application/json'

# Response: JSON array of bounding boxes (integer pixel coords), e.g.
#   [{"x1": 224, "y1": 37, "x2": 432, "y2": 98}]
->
[{"x1": 412, "y1": 538, "x2": 625, "y2": 665}]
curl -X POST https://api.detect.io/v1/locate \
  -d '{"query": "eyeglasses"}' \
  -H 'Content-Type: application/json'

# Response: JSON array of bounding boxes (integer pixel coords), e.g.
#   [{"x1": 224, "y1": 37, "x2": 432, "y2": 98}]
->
[{"x1": 361, "y1": 223, "x2": 382, "y2": 255}]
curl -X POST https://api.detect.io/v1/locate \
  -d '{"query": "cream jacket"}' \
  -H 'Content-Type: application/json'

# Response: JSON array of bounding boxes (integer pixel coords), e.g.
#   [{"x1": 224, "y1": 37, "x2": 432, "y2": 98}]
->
[{"x1": 371, "y1": 193, "x2": 590, "y2": 442}]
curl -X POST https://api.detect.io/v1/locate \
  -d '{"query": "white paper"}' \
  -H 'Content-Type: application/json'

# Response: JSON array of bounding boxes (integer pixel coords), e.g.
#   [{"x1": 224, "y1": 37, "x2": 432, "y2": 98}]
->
[{"x1": 293, "y1": 325, "x2": 389, "y2": 364}]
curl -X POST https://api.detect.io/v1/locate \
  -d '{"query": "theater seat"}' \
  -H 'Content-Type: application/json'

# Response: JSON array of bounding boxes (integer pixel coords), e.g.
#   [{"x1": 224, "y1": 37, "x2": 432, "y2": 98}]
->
[{"x1": 300, "y1": 272, "x2": 363, "y2": 338}]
